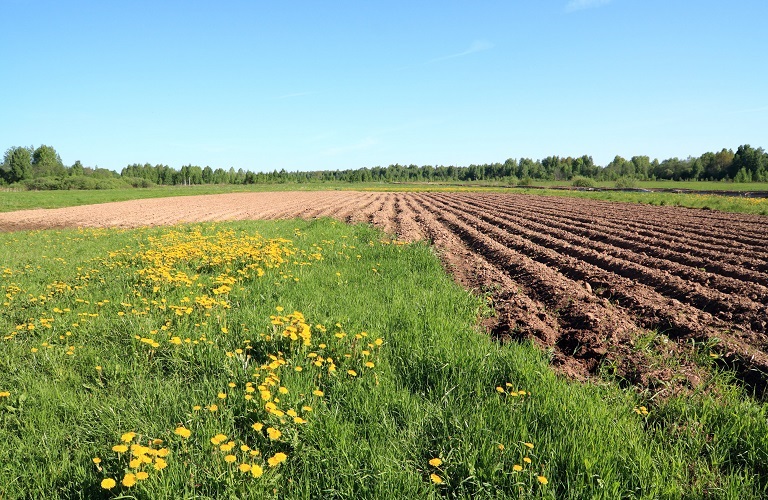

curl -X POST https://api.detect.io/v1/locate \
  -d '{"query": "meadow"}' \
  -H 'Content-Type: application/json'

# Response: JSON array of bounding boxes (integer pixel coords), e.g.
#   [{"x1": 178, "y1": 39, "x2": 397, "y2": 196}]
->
[{"x1": 1, "y1": 218, "x2": 767, "y2": 499}]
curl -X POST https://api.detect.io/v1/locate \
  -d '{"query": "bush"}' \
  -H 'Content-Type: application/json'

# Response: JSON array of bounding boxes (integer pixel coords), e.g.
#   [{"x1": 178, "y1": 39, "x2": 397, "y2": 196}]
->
[
  {"x1": 615, "y1": 177, "x2": 638, "y2": 189},
  {"x1": 571, "y1": 176, "x2": 596, "y2": 188},
  {"x1": 22, "y1": 176, "x2": 135, "y2": 190},
  {"x1": 517, "y1": 177, "x2": 534, "y2": 187},
  {"x1": 123, "y1": 176, "x2": 156, "y2": 188}
]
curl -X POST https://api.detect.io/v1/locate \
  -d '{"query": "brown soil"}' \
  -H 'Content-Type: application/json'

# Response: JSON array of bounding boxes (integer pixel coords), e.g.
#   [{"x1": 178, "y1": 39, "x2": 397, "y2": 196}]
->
[{"x1": 2, "y1": 191, "x2": 767, "y2": 395}]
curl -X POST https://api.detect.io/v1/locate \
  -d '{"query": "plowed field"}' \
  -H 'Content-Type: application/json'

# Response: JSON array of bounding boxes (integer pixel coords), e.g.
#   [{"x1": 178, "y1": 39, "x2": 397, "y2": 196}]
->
[{"x1": 3, "y1": 191, "x2": 767, "y2": 393}]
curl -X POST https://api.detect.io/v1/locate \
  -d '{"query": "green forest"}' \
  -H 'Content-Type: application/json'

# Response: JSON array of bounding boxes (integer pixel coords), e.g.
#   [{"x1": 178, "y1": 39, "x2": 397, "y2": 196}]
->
[{"x1": 2, "y1": 143, "x2": 767, "y2": 190}]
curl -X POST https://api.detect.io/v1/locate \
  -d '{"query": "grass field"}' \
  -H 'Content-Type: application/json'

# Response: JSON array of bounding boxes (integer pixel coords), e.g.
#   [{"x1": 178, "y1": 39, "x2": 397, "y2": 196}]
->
[
  {"x1": 1, "y1": 219, "x2": 767, "y2": 499},
  {"x1": 531, "y1": 179, "x2": 768, "y2": 191},
  {"x1": 2, "y1": 181, "x2": 768, "y2": 216}
]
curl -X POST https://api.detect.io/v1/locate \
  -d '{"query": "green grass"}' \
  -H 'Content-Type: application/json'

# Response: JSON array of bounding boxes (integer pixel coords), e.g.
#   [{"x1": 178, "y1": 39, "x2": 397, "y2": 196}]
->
[
  {"x1": 514, "y1": 188, "x2": 768, "y2": 215},
  {"x1": 1, "y1": 220, "x2": 767, "y2": 498},
  {"x1": 531, "y1": 179, "x2": 768, "y2": 191}
]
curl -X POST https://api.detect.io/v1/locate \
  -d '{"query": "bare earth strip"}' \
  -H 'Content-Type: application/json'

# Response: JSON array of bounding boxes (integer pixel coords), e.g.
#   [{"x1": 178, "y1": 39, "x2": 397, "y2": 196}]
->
[{"x1": 2, "y1": 191, "x2": 767, "y2": 394}]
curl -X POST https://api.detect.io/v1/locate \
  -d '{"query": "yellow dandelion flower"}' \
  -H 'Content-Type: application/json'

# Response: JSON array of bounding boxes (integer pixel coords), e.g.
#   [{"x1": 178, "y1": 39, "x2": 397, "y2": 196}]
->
[
  {"x1": 430, "y1": 473, "x2": 443, "y2": 484},
  {"x1": 523, "y1": 457, "x2": 531, "y2": 464},
  {"x1": 136, "y1": 471, "x2": 149, "y2": 480},
  {"x1": 208, "y1": 404, "x2": 218, "y2": 412},
  {"x1": 537, "y1": 475, "x2": 548, "y2": 485},
  {"x1": 498, "y1": 444, "x2": 505, "y2": 451},
  {"x1": 239, "y1": 463, "x2": 252, "y2": 473},
  {"x1": 220, "y1": 442, "x2": 235, "y2": 452},
  {"x1": 193, "y1": 405, "x2": 202, "y2": 411},
  {"x1": 313, "y1": 390, "x2": 324, "y2": 397},
  {"x1": 129, "y1": 458, "x2": 142, "y2": 469},
  {"x1": 224, "y1": 454, "x2": 237, "y2": 463},
  {"x1": 156, "y1": 448, "x2": 170, "y2": 457},
  {"x1": 524, "y1": 442, "x2": 534, "y2": 449},
  {"x1": 100, "y1": 478, "x2": 116, "y2": 490},
  {"x1": 512, "y1": 464, "x2": 523, "y2": 472},
  {"x1": 365, "y1": 361, "x2": 375, "y2": 368},
  {"x1": 302, "y1": 406, "x2": 313, "y2": 412},
  {"x1": 267, "y1": 427, "x2": 282, "y2": 440},
  {"x1": 428, "y1": 458, "x2": 443, "y2": 467},
  {"x1": 496, "y1": 386, "x2": 505, "y2": 393},
  {"x1": 252, "y1": 422, "x2": 264, "y2": 432},
  {"x1": 278, "y1": 386, "x2": 289, "y2": 394},
  {"x1": 218, "y1": 392, "x2": 227, "y2": 400},
  {"x1": 122, "y1": 473, "x2": 137, "y2": 487},
  {"x1": 211, "y1": 434, "x2": 227, "y2": 445},
  {"x1": 112, "y1": 444, "x2": 128, "y2": 453},
  {"x1": 92, "y1": 457, "x2": 101, "y2": 464},
  {"x1": 294, "y1": 366, "x2": 303, "y2": 372},
  {"x1": 154, "y1": 458, "x2": 168, "y2": 470},
  {"x1": 121, "y1": 432, "x2": 137, "y2": 443},
  {"x1": 251, "y1": 464, "x2": 264, "y2": 477},
  {"x1": 347, "y1": 370, "x2": 357, "y2": 377},
  {"x1": 174, "y1": 426, "x2": 192, "y2": 438},
  {"x1": 267, "y1": 452, "x2": 288, "y2": 467}
]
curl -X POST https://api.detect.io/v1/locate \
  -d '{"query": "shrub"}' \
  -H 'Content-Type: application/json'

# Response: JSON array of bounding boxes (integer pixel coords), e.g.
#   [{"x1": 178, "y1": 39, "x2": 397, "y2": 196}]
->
[
  {"x1": 22, "y1": 176, "x2": 135, "y2": 190},
  {"x1": 615, "y1": 176, "x2": 638, "y2": 189},
  {"x1": 571, "y1": 176, "x2": 596, "y2": 188},
  {"x1": 517, "y1": 177, "x2": 534, "y2": 187}
]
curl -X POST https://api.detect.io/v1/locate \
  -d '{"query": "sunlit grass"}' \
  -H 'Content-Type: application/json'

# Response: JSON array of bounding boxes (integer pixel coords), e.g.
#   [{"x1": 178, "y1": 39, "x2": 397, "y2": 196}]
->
[{"x1": 1, "y1": 220, "x2": 767, "y2": 498}]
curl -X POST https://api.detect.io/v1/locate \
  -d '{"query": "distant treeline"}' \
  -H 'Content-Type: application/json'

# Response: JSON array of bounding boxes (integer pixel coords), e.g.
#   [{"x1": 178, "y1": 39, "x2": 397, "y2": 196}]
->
[{"x1": 2, "y1": 144, "x2": 767, "y2": 190}]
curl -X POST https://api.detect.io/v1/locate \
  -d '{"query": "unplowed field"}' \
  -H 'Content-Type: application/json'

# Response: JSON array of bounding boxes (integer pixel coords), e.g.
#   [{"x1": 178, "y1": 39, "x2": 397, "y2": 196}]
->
[{"x1": 2, "y1": 191, "x2": 767, "y2": 393}]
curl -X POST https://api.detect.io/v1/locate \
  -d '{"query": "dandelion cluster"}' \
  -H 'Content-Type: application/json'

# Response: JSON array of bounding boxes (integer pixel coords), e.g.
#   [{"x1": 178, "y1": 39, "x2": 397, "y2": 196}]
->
[
  {"x1": 492, "y1": 383, "x2": 549, "y2": 490},
  {"x1": 1, "y1": 225, "x2": 387, "y2": 493},
  {"x1": 96, "y1": 432, "x2": 170, "y2": 489},
  {"x1": 633, "y1": 405, "x2": 650, "y2": 416}
]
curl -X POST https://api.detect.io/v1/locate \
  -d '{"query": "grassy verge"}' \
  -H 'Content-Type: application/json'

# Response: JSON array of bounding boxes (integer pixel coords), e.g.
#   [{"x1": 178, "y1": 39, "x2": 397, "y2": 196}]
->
[
  {"x1": 1, "y1": 220, "x2": 767, "y2": 498},
  {"x1": 528, "y1": 180, "x2": 768, "y2": 191},
  {"x1": 517, "y1": 188, "x2": 768, "y2": 215}
]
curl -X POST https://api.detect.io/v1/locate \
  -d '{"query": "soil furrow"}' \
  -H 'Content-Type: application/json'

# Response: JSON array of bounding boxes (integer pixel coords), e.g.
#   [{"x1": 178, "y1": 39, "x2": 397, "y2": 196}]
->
[
  {"x1": 471, "y1": 193, "x2": 768, "y2": 274},
  {"x1": 454, "y1": 194, "x2": 768, "y2": 303},
  {"x1": 501, "y1": 194, "x2": 768, "y2": 252},
  {"x1": 416, "y1": 194, "x2": 768, "y2": 390},
  {"x1": 426, "y1": 194, "x2": 768, "y2": 337}
]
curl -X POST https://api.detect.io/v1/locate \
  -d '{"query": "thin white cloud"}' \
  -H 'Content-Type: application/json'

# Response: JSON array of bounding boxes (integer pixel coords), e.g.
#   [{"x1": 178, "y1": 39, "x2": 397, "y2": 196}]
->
[
  {"x1": 565, "y1": 0, "x2": 612, "y2": 12},
  {"x1": 429, "y1": 40, "x2": 494, "y2": 63},
  {"x1": 321, "y1": 137, "x2": 378, "y2": 156}
]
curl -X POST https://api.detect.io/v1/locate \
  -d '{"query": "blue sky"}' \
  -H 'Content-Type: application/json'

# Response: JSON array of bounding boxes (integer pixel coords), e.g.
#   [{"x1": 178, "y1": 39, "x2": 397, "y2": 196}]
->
[{"x1": 1, "y1": 0, "x2": 766, "y2": 173}]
